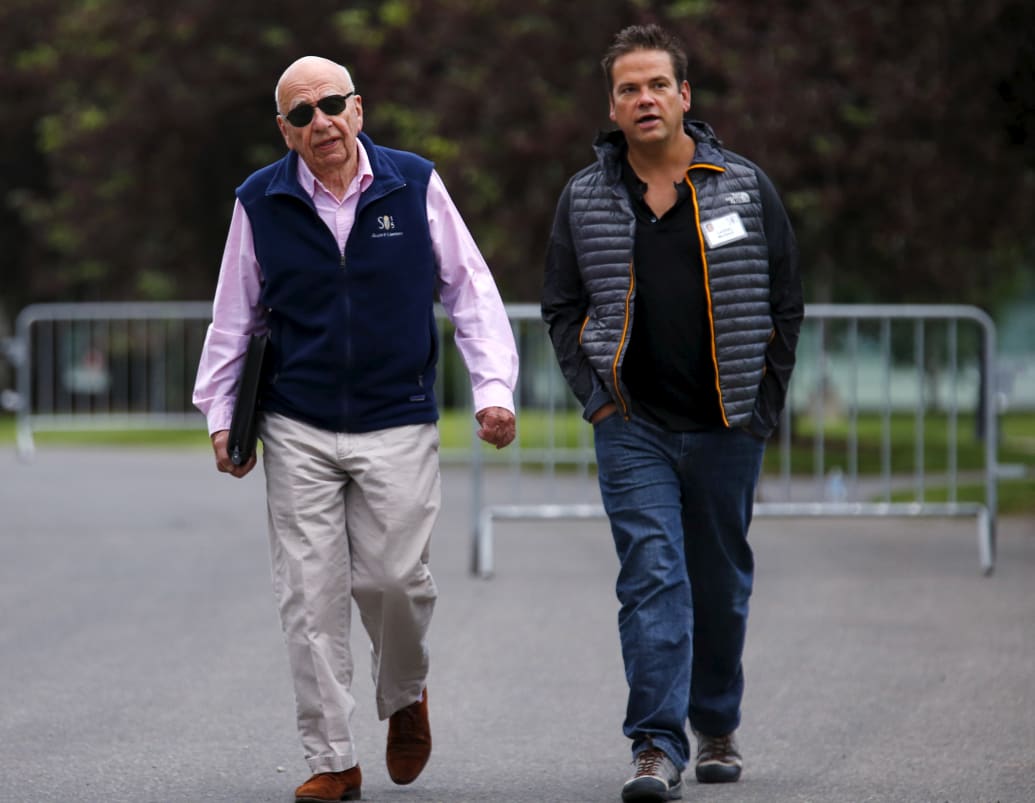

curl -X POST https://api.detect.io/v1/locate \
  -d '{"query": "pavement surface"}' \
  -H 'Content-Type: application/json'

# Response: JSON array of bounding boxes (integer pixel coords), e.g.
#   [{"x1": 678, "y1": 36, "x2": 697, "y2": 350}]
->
[{"x1": 1, "y1": 447, "x2": 1033, "y2": 803}]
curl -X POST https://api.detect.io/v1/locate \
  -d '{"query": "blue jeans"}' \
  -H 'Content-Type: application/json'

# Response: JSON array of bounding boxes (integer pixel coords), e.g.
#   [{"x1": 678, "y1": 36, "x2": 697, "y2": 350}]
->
[{"x1": 593, "y1": 415, "x2": 765, "y2": 769}]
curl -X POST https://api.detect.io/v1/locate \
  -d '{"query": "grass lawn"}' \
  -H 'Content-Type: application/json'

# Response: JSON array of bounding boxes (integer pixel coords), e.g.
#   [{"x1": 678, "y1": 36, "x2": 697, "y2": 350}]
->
[{"x1": 2, "y1": 410, "x2": 1032, "y2": 515}]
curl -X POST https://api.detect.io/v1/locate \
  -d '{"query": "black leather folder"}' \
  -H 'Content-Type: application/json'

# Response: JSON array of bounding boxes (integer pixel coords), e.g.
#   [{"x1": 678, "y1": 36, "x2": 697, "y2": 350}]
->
[{"x1": 227, "y1": 333, "x2": 268, "y2": 466}]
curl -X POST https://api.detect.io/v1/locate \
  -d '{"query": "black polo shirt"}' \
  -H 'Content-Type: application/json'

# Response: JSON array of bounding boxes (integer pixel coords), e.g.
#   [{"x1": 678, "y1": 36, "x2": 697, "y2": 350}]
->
[{"x1": 620, "y1": 154, "x2": 723, "y2": 431}]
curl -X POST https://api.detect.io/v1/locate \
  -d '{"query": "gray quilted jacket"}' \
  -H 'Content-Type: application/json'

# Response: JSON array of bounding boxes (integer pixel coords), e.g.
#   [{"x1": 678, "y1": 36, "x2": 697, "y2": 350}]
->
[{"x1": 542, "y1": 120, "x2": 803, "y2": 438}]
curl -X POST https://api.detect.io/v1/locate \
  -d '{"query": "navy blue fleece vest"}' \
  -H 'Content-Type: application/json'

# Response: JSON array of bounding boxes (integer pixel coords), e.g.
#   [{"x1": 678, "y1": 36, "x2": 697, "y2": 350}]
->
[{"x1": 236, "y1": 134, "x2": 439, "y2": 433}]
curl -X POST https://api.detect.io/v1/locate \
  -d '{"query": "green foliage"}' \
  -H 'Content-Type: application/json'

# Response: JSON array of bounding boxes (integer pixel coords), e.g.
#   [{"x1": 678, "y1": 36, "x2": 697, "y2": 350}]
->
[
  {"x1": 889, "y1": 479, "x2": 1035, "y2": 516},
  {"x1": 772, "y1": 411, "x2": 1034, "y2": 475},
  {"x1": 372, "y1": 103, "x2": 459, "y2": 163},
  {"x1": 684, "y1": 1, "x2": 1035, "y2": 307},
  {"x1": 667, "y1": 0, "x2": 713, "y2": 18},
  {"x1": 0, "y1": 0, "x2": 1032, "y2": 317}
]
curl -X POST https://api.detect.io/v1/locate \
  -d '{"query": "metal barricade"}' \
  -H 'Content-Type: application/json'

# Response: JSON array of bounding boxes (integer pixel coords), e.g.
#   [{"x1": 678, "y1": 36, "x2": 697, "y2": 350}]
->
[
  {"x1": 8, "y1": 302, "x2": 214, "y2": 459},
  {"x1": 4, "y1": 301, "x2": 1001, "y2": 576},
  {"x1": 5, "y1": 301, "x2": 475, "y2": 462},
  {"x1": 470, "y1": 304, "x2": 1000, "y2": 577}
]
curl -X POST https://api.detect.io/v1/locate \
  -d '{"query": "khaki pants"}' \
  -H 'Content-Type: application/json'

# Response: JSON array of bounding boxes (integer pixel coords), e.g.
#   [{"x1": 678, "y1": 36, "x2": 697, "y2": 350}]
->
[{"x1": 260, "y1": 412, "x2": 440, "y2": 773}]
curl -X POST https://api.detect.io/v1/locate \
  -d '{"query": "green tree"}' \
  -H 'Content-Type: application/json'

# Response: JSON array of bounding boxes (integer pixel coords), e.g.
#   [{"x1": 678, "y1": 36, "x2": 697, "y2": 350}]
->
[
  {"x1": 679, "y1": 0, "x2": 1035, "y2": 306},
  {"x1": 0, "y1": 0, "x2": 1032, "y2": 322}
]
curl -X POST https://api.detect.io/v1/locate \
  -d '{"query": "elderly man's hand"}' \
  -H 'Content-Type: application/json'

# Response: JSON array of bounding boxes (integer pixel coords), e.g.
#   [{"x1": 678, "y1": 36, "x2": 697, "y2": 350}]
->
[
  {"x1": 475, "y1": 406, "x2": 516, "y2": 450},
  {"x1": 210, "y1": 429, "x2": 257, "y2": 478}
]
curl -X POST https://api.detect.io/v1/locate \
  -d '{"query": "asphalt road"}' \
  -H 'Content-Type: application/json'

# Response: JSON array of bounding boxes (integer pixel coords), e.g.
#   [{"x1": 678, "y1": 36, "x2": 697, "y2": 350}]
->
[{"x1": 1, "y1": 447, "x2": 1032, "y2": 803}]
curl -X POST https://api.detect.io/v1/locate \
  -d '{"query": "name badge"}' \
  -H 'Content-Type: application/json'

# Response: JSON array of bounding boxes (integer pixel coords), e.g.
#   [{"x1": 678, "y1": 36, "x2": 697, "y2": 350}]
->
[{"x1": 701, "y1": 212, "x2": 748, "y2": 249}]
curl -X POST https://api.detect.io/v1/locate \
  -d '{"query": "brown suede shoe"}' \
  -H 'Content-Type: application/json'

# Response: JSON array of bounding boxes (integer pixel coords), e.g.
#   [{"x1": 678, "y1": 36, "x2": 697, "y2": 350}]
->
[
  {"x1": 295, "y1": 767, "x2": 362, "y2": 802},
  {"x1": 386, "y1": 688, "x2": 431, "y2": 784}
]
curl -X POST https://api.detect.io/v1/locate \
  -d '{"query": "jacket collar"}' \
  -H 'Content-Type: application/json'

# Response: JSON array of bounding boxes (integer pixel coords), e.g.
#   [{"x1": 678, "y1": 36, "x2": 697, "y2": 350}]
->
[
  {"x1": 263, "y1": 132, "x2": 405, "y2": 206},
  {"x1": 593, "y1": 118, "x2": 726, "y2": 182}
]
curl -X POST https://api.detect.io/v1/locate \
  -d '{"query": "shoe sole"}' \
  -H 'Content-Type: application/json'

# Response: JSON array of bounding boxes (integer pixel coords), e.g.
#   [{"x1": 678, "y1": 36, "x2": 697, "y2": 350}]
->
[
  {"x1": 386, "y1": 752, "x2": 430, "y2": 785},
  {"x1": 621, "y1": 778, "x2": 683, "y2": 802},
  {"x1": 295, "y1": 791, "x2": 361, "y2": 802},
  {"x1": 695, "y1": 763, "x2": 742, "y2": 783}
]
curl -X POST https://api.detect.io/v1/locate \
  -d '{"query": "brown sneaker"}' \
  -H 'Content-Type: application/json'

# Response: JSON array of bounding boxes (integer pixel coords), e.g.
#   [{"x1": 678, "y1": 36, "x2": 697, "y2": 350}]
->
[
  {"x1": 295, "y1": 767, "x2": 362, "y2": 802},
  {"x1": 694, "y1": 731, "x2": 742, "y2": 783},
  {"x1": 386, "y1": 688, "x2": 431, "y2": 784},
  {"x1": 622, "y1": 747, "x2": 683, "y2": 802}
]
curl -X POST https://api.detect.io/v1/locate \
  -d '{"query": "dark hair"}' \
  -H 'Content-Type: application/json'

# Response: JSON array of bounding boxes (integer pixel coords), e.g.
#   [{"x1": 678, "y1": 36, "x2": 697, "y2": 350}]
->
[{"x1": 601, "y1": 24, "x2": 688, "y2": 95}]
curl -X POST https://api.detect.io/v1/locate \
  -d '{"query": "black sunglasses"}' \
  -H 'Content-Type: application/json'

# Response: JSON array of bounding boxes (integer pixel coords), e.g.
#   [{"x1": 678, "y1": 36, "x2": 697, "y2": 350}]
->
[{"x1": 282, "y1": 92, "x2": 355, "y2": 128}]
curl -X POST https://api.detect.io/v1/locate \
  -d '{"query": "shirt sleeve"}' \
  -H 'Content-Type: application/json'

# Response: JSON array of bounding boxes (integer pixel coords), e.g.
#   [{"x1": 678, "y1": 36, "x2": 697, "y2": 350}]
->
[
  {"x1": 749, "y1": 166, "x2": 804, "y2": 437},
  {"x1": 192, "y1": 199, "x2": 267, "y2": 434},
  {"x1": 427, "y1": 170, "x2": 518, "y2": 414},
  {"x1": 541, "y1": 178, "x2": 611, "y2": 421}
]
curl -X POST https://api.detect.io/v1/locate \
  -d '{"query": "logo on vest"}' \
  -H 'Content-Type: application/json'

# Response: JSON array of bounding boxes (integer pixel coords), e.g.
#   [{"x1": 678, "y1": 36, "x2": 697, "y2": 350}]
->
[
  {"x1": 722, "y1": 192, "x2": 751, "y2": 205},
  {"x1": 372, "y1": 215, "x2": 404, "y2": 239}
]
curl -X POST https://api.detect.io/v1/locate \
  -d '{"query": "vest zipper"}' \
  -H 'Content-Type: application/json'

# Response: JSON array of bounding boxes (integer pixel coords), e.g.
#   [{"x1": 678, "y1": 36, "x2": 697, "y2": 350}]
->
[
  {"x1": 342, "y1": 264, "x2": 352, "y2": 423},
  {"x1": 685, "y1": 171, "x2": 730, "y2": 427},
  {"x1": 611, "y1": 261, "x2": 635, "y2": 419}
]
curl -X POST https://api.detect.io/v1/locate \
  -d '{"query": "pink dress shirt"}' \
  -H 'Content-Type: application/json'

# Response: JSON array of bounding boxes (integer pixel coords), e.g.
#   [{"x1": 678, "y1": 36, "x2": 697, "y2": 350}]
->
[{"x1": 193, "y1": 141, "x2": 518, "y2": 434}]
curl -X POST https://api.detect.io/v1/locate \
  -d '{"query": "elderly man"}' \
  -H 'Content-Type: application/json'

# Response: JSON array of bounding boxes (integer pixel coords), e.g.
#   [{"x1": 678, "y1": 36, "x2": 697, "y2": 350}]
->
[{"x1": 194, "y1": 56, "x2": 518, "y2": 802}]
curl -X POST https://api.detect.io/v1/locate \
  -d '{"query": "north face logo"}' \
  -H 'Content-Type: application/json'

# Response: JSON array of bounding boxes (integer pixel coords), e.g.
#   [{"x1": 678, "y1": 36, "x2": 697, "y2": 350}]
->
[{"x1": 722, "y1": 192, "x2": 751, "y2": 205}]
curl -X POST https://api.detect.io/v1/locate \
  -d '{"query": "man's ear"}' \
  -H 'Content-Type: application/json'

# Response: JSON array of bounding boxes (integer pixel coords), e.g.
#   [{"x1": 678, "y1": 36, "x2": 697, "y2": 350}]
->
[
  {"x1": 276, "y1": 116, "x2": 293, "y2": 150},
  {"x1": 352, "y1": 95, "x2": 364, "y2": 133}
]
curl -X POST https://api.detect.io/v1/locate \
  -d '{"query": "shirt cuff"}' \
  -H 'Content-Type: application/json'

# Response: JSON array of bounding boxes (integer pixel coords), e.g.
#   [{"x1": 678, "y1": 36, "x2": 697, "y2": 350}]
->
[
  {"x1": 583, "y1": 386, "x2": 613, "y2": 422},
  {"x1": 206, "y1": 400, "x2": 236, "y2": 436},
  {"x1": 472, "y1": 380, "x2": 515, "y2": 416}
]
